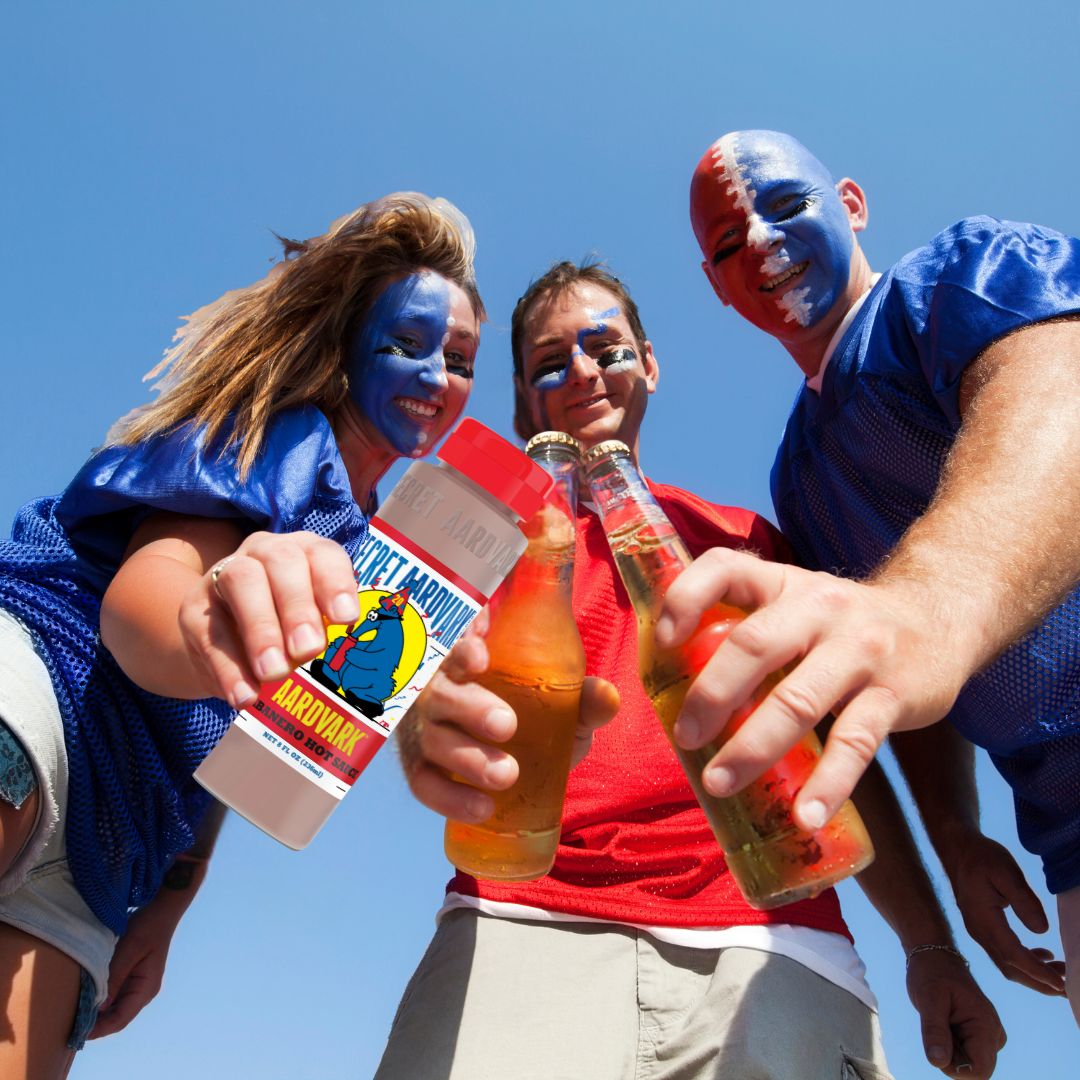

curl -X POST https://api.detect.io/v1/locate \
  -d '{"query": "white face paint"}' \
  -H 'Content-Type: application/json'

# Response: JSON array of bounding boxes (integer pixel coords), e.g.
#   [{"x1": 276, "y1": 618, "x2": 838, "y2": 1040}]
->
[
  {"x1": 708, "y1": 133, "x2": 812, "y2": 324},
  {"x1": 691, "y1": 129, "x2": 856, "y2": 335}
]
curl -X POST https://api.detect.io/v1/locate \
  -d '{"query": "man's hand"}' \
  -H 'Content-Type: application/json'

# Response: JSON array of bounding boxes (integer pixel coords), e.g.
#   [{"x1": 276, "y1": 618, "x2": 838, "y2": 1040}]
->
[
  {"x1": 655, "y1": 548, "x2": 971, "y2": 830},
  {"x1": 396, "y1": 624, "x2": 619, "y2": 822},
  {"x1": 905, "y1": 949, "x2": 1006, "y2": 1078},
  {"x1": 944, "y1": 831, "x2": 1067, "y2": 995}
]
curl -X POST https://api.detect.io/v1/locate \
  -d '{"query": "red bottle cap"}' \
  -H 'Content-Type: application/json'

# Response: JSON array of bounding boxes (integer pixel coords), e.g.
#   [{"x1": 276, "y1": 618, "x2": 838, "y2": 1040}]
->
[{"x1": 438, "y1": 418, "x2": 552, "y2": 522}]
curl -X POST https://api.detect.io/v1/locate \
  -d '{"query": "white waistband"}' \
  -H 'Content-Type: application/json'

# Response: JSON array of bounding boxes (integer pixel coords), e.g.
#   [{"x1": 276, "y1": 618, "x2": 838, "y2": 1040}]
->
[{"x1": 438, "y1": 891, "x2": 878, "y2": 1012}]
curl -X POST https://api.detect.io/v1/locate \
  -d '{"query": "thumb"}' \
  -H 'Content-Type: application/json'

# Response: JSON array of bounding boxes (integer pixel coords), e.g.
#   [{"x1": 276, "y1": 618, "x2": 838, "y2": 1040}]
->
[{"x1": 920, "y1": 1009, "x2": 955, "y2": 1070}]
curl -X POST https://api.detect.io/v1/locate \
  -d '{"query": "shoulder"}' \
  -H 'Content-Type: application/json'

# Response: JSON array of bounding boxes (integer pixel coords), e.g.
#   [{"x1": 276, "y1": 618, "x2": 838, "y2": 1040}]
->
[
  {"x1": 60, "y1": 405, "x2": 353, "y2": 536},
  {"x1": 892, "y1": 215, "x2": 1080, "y2": 286},
  {"x1": 647, "y1": 480, "x2": 791, "y2": 563},
  {"x1": 255, "y1": 407, "x2": 351, "y2": 501}
]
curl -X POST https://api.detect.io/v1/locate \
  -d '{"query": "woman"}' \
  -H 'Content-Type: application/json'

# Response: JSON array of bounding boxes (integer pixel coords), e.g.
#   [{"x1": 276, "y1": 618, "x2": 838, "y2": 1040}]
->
[{"x1": 0, "y1": 192, "x2": 483, "y2": 1076}]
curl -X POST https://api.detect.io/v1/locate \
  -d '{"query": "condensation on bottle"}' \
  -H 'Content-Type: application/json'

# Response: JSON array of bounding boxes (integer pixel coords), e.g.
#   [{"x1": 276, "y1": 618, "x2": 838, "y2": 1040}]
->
[
  {"x1": 581, "y1": 439, "x2": 874, "y2": 909},
  {"x1": 194, "y1": 419, "x2": 552, "y2": 849},
  {"x1": 444, "y1": 430, "x2": 587, "y2": 880}
]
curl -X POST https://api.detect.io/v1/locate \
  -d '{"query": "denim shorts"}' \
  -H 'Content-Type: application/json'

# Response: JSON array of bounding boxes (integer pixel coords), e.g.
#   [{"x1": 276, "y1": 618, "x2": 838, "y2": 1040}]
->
[{"x1": 0, "y1": 609, "x2": 117, "y2": 1049}]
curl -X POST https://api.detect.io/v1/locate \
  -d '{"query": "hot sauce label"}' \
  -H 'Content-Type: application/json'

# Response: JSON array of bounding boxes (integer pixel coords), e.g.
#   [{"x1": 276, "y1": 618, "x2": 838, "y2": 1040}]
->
[{"x1": 231, "y1": 522, "x2": 486, "y2": 799}]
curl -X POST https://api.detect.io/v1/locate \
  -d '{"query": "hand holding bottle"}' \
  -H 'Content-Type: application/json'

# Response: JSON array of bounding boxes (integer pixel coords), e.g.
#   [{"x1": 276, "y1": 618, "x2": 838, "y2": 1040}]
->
[{"x1": 396, "y1": 624, "x2": 619, "y2": 824}]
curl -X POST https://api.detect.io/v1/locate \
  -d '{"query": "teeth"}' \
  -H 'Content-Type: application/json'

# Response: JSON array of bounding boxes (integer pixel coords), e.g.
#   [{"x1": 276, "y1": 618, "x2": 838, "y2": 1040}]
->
[
  {"x1": 398, "y1": 398, "x2": 437, "y2": 418},
  {"x1": 761, "y1": 262, "x2": 808, "y2": 292}
]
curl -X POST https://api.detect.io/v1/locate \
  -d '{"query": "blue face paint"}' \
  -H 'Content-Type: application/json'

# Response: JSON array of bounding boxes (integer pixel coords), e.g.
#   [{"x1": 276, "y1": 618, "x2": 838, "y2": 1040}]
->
[
  {"x1": 530, "y1": 307, "x2": 630, "y2": 391},
  {"x1": 347, "y1": 272, "x2": 474, "y2": 457},
  {"x1": 692, "y1": 130, "x2": 854, "y2": 331}
]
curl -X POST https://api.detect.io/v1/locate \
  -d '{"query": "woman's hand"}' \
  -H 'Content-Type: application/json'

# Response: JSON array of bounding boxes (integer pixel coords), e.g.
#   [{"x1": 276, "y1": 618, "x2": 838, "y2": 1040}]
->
[
  {"x1": 102, "y1": 514, "x2": 360, "y2": 706},
  {"x1": 180, "y1": 530, "x2": 360, "y2": 708}
]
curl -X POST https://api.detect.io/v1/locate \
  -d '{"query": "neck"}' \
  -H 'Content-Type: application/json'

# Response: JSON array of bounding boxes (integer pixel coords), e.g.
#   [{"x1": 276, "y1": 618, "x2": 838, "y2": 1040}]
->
[
  {"x1": 333, "y1": 399, "x2": 398, "y2": 510},
  {"x1": 783, "y1": 246, "x2": 875, "y2": 378}
]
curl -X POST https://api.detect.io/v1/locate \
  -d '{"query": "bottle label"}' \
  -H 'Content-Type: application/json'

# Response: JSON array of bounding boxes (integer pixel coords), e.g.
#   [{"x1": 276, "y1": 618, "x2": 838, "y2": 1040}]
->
[{"x1": 232, "y1": 521, "x2": 487, "y2": 800}]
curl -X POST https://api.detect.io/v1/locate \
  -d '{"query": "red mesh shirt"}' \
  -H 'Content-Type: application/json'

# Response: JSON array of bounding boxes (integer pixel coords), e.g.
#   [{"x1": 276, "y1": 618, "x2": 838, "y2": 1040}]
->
[{"x1": 447, "y1": 481, "x2": 850, "y2": 939}]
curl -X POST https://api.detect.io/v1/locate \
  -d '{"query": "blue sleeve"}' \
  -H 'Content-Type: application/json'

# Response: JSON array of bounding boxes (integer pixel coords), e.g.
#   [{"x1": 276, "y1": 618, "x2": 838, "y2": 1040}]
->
[
  {"x1": 891, "y1": 217, "x2": 1080, "y2": 422},
  {"x1": 54, "y1": 406, "x2": 359, "y2": 578}
]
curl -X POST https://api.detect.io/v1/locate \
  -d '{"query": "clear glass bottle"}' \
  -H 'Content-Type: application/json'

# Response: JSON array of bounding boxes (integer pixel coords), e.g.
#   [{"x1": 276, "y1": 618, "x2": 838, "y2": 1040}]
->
[
  {"x1": 445, "y1": 432, "x2": 586, "y2": 880},
  {"x1": 582, "y1": 439, "x2": 874, "y2": 909},
  {"x1": 195, "y1": 419, "x2": 552, "y2": 849}
]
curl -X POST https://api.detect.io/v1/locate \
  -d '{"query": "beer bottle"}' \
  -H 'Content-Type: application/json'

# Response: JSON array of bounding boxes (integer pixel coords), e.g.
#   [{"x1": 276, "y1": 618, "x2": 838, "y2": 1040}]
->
[
  {"x1": 582, "y1": 440, "x2": 874, "y2": 909},
  {"x1": 445, "y1": 431, "x2": 587, "y2": 880}
]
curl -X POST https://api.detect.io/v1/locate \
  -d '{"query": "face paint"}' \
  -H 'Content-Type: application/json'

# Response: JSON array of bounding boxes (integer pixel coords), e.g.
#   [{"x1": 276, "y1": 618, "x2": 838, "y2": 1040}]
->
[
  {"x1": 690, "y1": 130, "x2": 854, "y2": 335},
  {"x1": 529, "y1": 307, "x2": 627, "y2": 391},
  {"x1": 348, "y1": 272, "x2": 477, "y2": 457},
  {"x1": 520, "y1": 284, "x2": 657, "y2": 450}
]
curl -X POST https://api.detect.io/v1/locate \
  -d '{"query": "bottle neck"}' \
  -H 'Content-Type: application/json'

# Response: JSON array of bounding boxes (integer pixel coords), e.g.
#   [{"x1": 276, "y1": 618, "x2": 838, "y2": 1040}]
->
[
  {"x1": 498, "y1": 445, "x2": 579, "y2": 603},
  {"x1": 583, "y1": 450, "x2": 693, "y2": 614}
]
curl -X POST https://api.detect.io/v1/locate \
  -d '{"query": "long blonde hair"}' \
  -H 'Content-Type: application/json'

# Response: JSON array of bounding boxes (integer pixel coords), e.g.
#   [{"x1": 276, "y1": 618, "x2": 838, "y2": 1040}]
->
[{"x1": 110, "y1": 193, "x2": 483, "y2": 478}]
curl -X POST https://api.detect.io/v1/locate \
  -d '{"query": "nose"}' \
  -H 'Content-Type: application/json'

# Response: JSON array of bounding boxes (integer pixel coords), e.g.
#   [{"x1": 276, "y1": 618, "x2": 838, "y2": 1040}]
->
[
  {"x1": 567, "y1": 347, "x2": 600, "y2": 384},
  {"x1": 417, "y1": 349, "x2": 449, "y2": 393},
  {"x1": 746, "y1": 214, "x2": 783, "y2": 251}
]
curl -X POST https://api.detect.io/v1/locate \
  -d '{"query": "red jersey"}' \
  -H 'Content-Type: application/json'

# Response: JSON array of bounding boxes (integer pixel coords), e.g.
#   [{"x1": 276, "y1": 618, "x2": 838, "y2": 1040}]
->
[{"x1": 448, "y1": 481, "x2": 849, "y2": 940}]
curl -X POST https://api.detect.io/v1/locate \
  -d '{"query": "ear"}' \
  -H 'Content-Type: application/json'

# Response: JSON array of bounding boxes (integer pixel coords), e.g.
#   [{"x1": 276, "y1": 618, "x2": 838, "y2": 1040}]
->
[
  {"x1": 701, "y1": 260, "x2": 731, "y2": 306},
  {"x1": 512, "y1": 373, "x2": 538, "y2": 442},
  {"x1": 643, "y1": 341, "x2": 660, "y2": 394},
  {"x1": 836, "y1": 178, "x2": 869, "y2": 234}
]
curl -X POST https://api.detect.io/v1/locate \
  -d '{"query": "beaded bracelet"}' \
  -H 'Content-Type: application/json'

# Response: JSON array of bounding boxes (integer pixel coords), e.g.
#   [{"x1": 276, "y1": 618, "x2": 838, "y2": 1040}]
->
[{"x1": 905, "y1": 943, "x2": 969, "y2": 969}]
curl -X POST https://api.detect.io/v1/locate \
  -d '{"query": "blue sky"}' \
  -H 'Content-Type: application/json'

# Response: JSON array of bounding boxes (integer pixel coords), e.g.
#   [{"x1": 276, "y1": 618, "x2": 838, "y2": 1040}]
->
[{"x1": 3, "y1": 2, "x2": 1078, "y2": 1075}]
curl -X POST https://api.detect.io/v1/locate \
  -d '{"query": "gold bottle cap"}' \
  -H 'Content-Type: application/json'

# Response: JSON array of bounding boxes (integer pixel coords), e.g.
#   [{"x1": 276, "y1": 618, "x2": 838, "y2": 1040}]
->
[
  {"x1": 526, "y1": 431, "x2": 583, "y2": 458},
  {"x1": 582, "y1": 440, "x2": 632, "y2": 467}
]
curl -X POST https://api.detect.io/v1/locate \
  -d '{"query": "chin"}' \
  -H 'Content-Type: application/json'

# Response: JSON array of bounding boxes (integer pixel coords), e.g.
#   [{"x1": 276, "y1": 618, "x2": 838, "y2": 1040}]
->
[{"x1": 576, "y1": 420, "x2": 627, "y2": 448}]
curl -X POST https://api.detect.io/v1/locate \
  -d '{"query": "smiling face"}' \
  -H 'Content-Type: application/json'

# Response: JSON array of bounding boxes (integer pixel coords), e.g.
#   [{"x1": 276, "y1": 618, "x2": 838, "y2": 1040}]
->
[
  {"x1": 347, "y1": 271, "x2": 478, "y2": 457},
  {"x1": 690, "y1": 130, "x2": 866, "y2": 351},
  {"x1": 516, "y1": 281, "x2": 658, "y2": 454}
]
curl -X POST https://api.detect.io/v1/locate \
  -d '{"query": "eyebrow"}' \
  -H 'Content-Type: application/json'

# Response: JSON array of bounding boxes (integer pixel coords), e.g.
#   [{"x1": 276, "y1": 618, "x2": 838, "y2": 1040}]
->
[
  {"x1": 392, "y1": 308, "x2": 478, "y2": 344},
  {"x1": 528, "y1": 332, "x2": 567, "y2": 350}
]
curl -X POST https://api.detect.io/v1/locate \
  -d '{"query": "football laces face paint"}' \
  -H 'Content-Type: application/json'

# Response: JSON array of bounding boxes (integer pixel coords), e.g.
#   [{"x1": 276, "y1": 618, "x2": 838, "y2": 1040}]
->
[
  {"x1": 347, "y1": 272, "x2": 477, "y2": 457},
  {"x1": 520, "y1": 284, "x2": 656, "y2": 449},
  {"x1": 528, "y1": 307, "x2": 636, "y2": 390},
  {"x1": 691, "y1": 130, "x2": 854, "y2": 334}
]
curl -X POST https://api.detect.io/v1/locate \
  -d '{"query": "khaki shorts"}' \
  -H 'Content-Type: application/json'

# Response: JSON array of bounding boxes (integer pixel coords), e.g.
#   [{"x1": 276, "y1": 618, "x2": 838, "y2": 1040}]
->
[
  {"x1": 0, "y1": 610, "x2": 117, "y2": 1010},
  {"x1": 376, "y1": 909, "x2": 893, "y2": 1080}
]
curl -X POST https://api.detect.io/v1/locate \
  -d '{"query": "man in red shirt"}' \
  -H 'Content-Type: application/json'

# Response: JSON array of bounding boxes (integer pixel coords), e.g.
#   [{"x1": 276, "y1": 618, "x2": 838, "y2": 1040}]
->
[{"x1": 384, "y1": 263, "x2": 1004, "y2": 1079}]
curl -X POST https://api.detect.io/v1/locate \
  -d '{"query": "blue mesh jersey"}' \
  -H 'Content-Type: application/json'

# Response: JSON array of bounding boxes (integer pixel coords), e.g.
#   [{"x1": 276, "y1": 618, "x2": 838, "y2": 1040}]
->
[
  {"x1": 0, "y1": 405, "x2": 367, "y2": 933},
  {"x1": 771, "y1": 216, "x2": 1080, "y2": 894}
]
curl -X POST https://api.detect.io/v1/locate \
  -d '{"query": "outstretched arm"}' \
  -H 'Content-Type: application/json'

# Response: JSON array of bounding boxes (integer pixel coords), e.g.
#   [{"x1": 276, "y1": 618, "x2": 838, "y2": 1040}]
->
[
  {"x1": 658, "y1": 317, "x2": 1080, "y2": 826},
  {"x1": 890, "y1": 725, "x2": 1066, "y2": 996},
  {"x1": 101, "y1": 511, "x2": 361, "y2": 708},
  {"x1": 89, "y1": 800, "x2": 227, "y2": 1038}
]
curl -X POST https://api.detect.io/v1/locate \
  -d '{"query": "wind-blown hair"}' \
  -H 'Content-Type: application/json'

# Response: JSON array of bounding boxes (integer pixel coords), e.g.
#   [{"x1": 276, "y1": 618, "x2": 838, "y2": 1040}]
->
[
  {"x1": 509, "y1": 260, "x2": 647, "y2": 441},
  {"x1": 110, "y1": 193, "x2": 483, "y2": 478}
]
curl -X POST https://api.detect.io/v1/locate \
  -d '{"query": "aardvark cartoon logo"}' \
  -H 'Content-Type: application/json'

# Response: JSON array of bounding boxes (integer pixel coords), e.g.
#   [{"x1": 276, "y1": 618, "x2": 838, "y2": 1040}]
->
[{"x1": 308, "y1": 587, "x2": 425, "y2": 720}]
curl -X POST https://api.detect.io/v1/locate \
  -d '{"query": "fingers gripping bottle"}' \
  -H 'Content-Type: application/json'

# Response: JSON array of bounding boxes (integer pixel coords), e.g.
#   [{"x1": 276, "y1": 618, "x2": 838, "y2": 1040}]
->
[
  {"x1": 444, "y1": 432, "x2": 587, "y2": 880},
  {"x1": 195, "y1": 419, "x2": 552, "y2": 849},
  {"x1": 582, "y1": 440, "x2": 874, "y2": 909}
]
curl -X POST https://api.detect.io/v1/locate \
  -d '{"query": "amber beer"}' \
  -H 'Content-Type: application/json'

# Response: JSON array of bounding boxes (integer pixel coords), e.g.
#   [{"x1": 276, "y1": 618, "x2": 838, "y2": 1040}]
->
[
  {"x1": 444, "y1": 433, "x2": 586, "y2": 880},
  {"x1": 584, "y1": 441, "x2": 874, "y2": 909}
]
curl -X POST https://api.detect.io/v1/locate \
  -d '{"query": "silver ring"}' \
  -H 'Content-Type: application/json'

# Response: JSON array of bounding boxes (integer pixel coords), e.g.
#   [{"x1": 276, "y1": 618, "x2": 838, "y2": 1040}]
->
[{"x1": 209, "y1": 554, "x2": 239, "y2": 600}]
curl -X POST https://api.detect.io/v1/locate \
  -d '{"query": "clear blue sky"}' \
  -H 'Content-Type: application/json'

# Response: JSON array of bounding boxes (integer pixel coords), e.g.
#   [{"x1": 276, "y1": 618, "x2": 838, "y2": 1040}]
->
[{"x1": 3, "y1": 2, "x2": 1078, "y2": 1076}]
